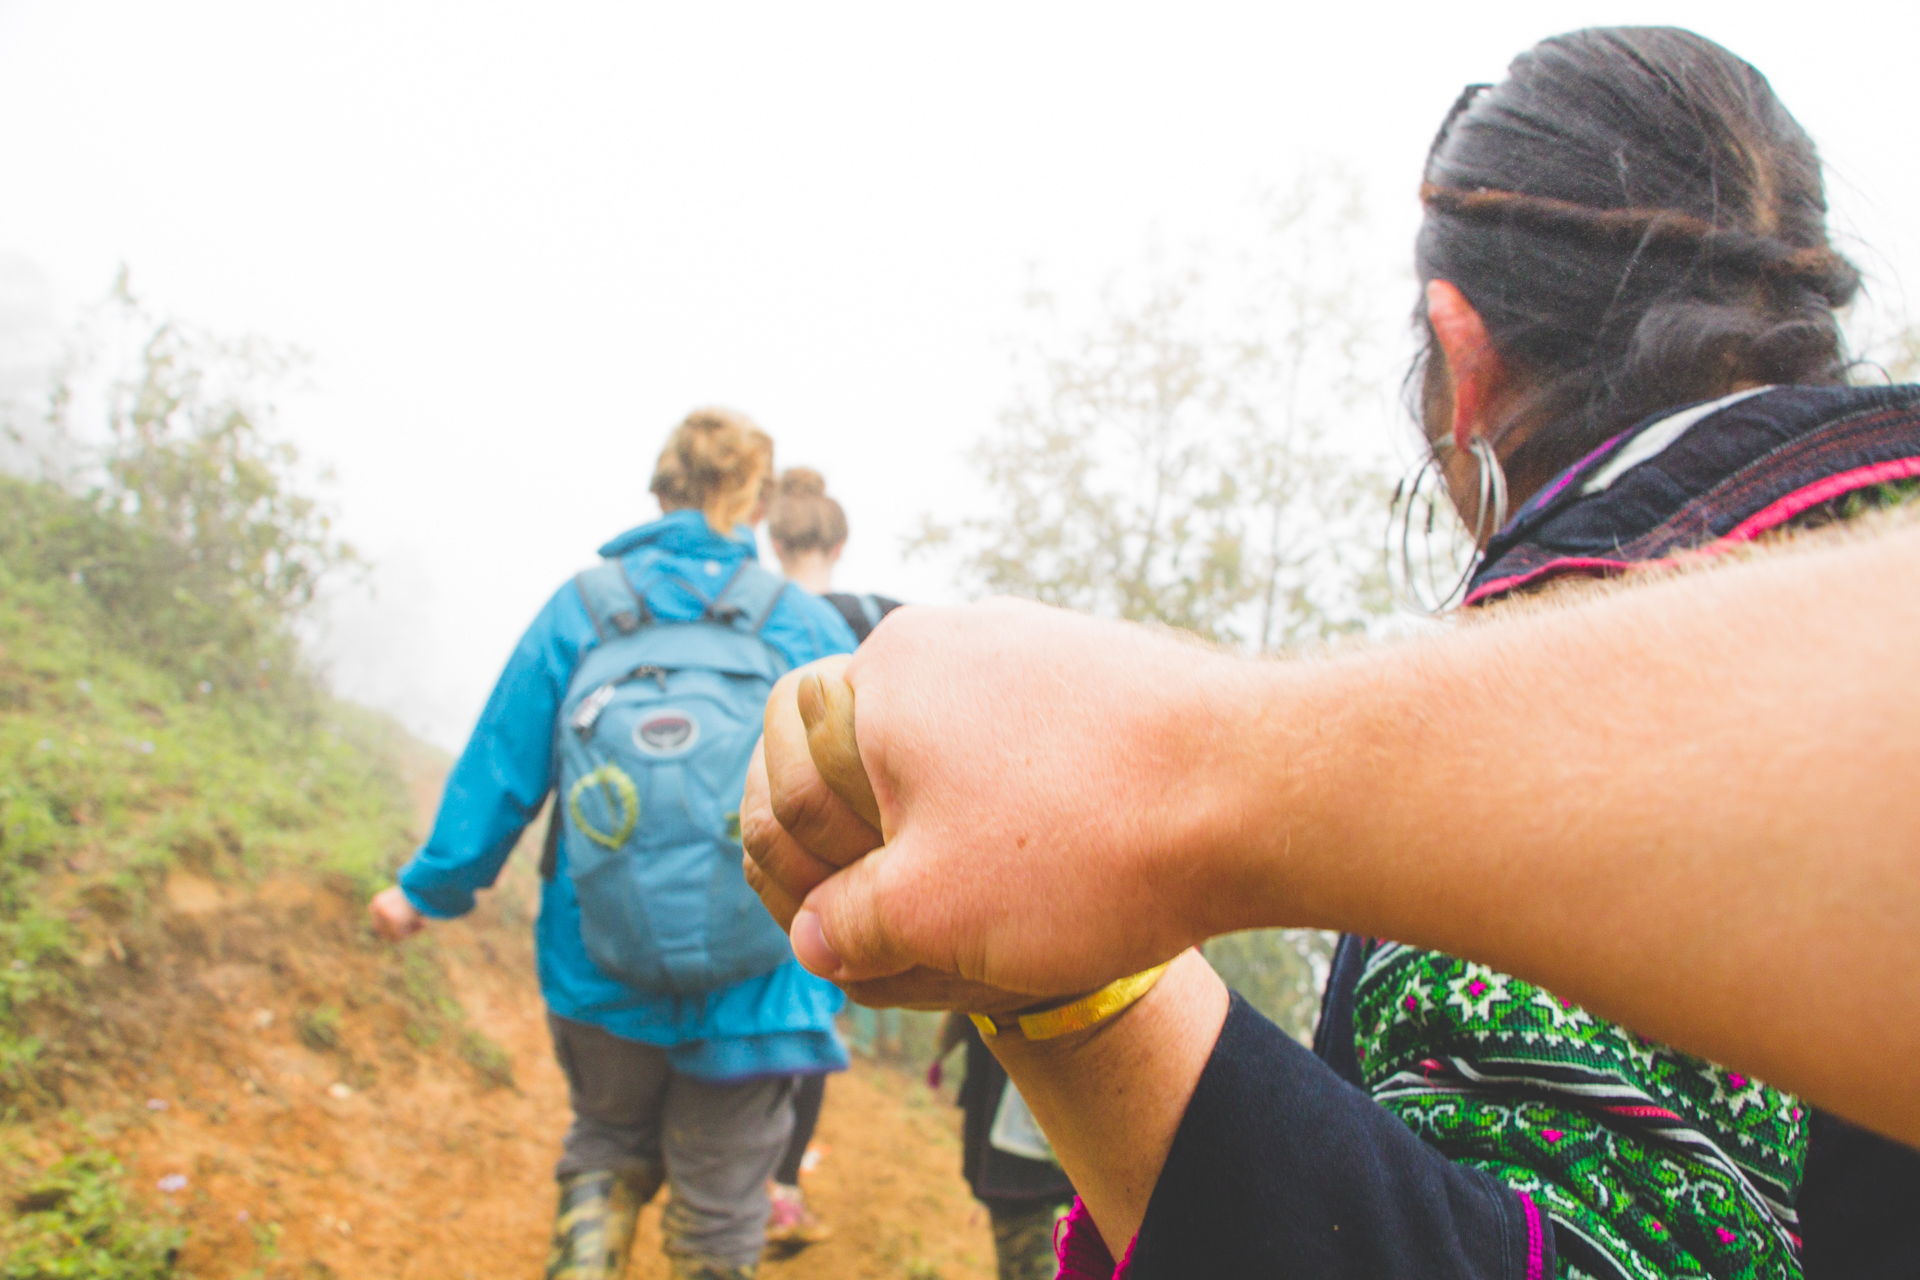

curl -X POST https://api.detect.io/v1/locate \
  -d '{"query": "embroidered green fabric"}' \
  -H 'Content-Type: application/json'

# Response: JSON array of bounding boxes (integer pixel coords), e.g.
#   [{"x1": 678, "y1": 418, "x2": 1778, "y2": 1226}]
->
[{"x1": 1354, "y1": 942, "x2": 1806, "y2": 1279}]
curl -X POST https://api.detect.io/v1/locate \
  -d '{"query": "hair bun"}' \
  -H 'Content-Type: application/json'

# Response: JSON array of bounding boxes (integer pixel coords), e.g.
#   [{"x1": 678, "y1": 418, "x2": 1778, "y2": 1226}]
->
[
  {"x1": 767, "y1": 467, "x2": 848, "y2": 553},
  {"x1": 779, "y1": 468, "x2": 828, "y2": 498}
]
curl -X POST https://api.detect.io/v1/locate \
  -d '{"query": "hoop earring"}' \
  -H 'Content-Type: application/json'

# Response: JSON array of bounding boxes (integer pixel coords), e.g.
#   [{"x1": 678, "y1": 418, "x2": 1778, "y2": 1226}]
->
[
  {"x1": 1468, "y1": 435, "x2": 1509, "y2": 552},
  {"x1": 1387, "y1": 436, "x2": 1508, "y2": 615}
]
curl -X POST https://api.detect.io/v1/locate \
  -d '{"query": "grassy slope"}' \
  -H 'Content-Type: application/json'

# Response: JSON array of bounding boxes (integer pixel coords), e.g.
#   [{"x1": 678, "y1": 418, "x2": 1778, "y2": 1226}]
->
[
  {"x1": 0, "y1": 477, "x2": 1003, "y2": 1280},
  {"x1": 0, "y1": 557, "x2": 413, "y2": 1080},
  {"x1": 0, "y1": 496, "x2": 433, "y2": 1276}
]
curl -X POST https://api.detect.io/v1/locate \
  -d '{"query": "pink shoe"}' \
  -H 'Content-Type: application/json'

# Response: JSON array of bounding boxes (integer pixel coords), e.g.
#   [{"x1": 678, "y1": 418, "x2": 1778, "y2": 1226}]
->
[{"x1": 766, "y1": 1181, "x2": 831, "y2": 1250}]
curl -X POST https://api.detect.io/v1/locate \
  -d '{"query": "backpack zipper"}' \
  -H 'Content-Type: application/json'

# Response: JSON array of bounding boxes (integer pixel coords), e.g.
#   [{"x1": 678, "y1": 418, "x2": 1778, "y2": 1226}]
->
[{"x1": 570, "y1": 665, "x2": 674, "y2": 736}]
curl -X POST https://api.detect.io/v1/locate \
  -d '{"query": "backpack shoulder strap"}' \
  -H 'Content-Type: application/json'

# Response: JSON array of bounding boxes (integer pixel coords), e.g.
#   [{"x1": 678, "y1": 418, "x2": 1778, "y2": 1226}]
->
[
  {"x1": 573, "y1": 560, "x2": 651, "y2": 641},
  {"x1": 825, "y1": 591, "x2": 903, "y2": 644},
  {"x1": 707, "y1": 560, "x2": 789, "y2": 636},
  {"x1": 823, "y1": 592, "x2": 870, "y2": 642}
]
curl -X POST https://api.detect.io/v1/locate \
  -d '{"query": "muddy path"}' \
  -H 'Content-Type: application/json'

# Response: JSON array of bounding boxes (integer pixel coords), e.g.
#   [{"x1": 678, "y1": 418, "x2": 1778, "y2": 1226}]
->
[{"x1": 45, "y1": 740, "x2": 997, "y2": 1279}]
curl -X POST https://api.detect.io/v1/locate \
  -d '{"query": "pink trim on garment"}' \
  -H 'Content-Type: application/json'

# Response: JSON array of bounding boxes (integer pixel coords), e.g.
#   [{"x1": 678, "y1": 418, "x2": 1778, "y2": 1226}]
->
[
  {"x1": 1718, "y1": 457, "x2": 1920, "y2": 544},
  {"x1": 1517, "y1": 1190, "x2": 1546, "y2": 1280},
  {"x1": 1465, "y1": 455, "x2": 1920, "y2": 606},
  {"x1": 1054, "y1": 1197, "x2": 1135, "y2": 1279},
  {"x1": 1462, "y1": 557, "x2": 1634, "y2": 606}
]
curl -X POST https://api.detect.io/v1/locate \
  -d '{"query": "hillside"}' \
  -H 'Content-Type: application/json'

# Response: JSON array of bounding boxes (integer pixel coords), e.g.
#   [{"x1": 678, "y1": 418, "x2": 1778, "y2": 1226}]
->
[{"x1": 0, "y1": 478, "x2": 998, "y2": 1279}]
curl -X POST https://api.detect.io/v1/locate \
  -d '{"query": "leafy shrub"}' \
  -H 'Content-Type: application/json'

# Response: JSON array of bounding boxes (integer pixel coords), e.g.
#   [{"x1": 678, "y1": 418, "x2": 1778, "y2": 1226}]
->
[
  {"x1": 8, "y1": 279, "x2": 357, "y2": 707},
  {"x1": 0, "y1": 495, "x2": 411, "y2": 1092},
  {"x1": 2, "y1": 1149, "x2": 184, "y2": 1279}
]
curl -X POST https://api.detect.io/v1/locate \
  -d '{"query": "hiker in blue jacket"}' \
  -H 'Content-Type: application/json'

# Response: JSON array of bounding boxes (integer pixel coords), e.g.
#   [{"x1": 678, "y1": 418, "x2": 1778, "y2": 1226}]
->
[{"x1": 369, "y1": 407, "x2": 858, "y2": 1280}]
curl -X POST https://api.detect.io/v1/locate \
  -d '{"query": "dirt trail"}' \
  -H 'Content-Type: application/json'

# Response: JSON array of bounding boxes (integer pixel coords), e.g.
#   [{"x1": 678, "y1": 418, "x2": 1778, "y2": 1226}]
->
[{"x1": 60, "y1": 739, "x2": 997, "y2": 1279}]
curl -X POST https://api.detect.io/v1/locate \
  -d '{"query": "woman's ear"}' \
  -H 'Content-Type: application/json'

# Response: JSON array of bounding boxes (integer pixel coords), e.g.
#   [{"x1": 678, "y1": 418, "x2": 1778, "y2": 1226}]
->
[{"x1": 1426, "y1": 280, "x2": 1507, "y2": 452}]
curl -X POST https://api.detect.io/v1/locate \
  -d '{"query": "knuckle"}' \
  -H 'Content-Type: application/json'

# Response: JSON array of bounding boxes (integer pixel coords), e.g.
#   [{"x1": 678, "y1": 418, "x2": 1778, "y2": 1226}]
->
[
  {"x1": 767, "y1": 773, "x2": 836, "y2": 838},
  {"x1": 738, "y1": 801, "x2": 782, "y2": 858}
]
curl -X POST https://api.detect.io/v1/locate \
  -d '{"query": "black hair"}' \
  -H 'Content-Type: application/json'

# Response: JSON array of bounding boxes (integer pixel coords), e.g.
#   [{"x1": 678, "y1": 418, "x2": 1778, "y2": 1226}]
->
[{"x1": 1415, "y1": 27, "x2": 1860, "y2": 487}]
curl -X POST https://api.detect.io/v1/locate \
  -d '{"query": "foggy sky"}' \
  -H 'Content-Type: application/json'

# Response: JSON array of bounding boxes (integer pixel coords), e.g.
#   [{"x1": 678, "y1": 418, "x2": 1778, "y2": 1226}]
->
[{"x1": 2, "y1": 2, "x2": 1913, "y2": 748}]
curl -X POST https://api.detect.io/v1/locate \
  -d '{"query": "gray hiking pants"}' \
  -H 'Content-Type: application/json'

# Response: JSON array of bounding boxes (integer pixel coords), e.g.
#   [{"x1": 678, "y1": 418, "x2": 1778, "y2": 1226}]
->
[{"x1": 548, "y1": 1012, "x2": 796, "y2": 1269}]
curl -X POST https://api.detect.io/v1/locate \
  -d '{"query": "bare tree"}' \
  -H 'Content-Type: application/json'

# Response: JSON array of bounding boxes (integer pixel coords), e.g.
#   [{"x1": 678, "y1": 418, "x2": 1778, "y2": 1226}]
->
[
  {"x1": 915, "y1": 173, "x2": 1397, "y2": 1037},
  {"x1": 915, "y1": 173, "x2": 1391, "y2": 655}
]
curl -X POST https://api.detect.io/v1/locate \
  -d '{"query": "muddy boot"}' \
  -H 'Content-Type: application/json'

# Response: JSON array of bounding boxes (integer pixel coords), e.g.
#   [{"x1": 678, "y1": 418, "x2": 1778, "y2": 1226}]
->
[
  {"x1": 661, "y1": 1198, "x2": 757, "y2": 1280},
  {"x1": 546, "y1": 1165, "x2": 665, "y2": 1280},
  {"x1": 666, "y1": 1260, "x2": 756, "y2": 1280}
]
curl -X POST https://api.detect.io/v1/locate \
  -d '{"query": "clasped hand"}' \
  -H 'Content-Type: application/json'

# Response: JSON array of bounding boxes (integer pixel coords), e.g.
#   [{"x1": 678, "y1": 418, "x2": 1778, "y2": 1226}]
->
[{"x1": 739, "y1": 599, "x2": 1237, "y2": 1011}]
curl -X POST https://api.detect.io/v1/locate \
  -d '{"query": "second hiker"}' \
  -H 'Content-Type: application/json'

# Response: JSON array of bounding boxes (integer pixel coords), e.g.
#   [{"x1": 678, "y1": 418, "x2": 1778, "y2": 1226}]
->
[{"x1": 370, "y1": 408, "x2": 859, "y2": 1280}]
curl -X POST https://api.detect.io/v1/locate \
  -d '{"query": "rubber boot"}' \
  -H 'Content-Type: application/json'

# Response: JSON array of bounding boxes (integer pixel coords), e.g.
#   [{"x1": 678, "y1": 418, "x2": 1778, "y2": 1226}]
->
[
  {"x1": 661, "y1": 1194, "x2": 757, "y2": 1280},
  {"x1": 545, "y1": 1164, "x2": 665, "y2": 1280},
  {"x1": 667, "y1": 1259, "x2": 756, "y2": 1280}
]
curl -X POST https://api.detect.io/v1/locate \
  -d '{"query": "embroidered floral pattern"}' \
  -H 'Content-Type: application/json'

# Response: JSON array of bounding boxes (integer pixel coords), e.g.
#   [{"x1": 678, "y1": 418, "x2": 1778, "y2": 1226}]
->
[{"x1": 1354, "y1": 944, "x2": 1806, "y2": 1280}]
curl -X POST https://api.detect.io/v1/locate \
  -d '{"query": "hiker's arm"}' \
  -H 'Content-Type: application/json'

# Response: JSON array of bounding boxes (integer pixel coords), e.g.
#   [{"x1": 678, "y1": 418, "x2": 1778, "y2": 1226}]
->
[
  {"x1": 1217, "y1": 525, "x2": 1920, "y2": 1146},
  {"x1": 1003, "y1": 984, "x2": 1551, "y2": 1278},
  {"x1": 979, "y1": 948, "x2": 1227, "y2": 1253},
  {"x1": 744, "y1": 524, "x2": 1920, "y2": 1145},
  {"x1": 391, "y1": 585, "x2": 594, "y2": 920}
]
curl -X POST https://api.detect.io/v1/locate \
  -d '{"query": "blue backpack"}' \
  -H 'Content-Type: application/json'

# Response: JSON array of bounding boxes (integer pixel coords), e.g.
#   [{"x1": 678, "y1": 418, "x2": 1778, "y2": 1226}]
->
[{"x1": 548, "y1": 553, "x2": 795, "y2": 995}]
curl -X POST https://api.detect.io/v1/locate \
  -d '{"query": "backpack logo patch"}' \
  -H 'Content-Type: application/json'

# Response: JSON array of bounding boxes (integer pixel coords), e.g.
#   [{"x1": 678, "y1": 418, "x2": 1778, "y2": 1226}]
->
[
  {"x1": 567, "y1": 764, "x2": 639, "y2": 849},
  {"x1": 633, "y1": 710, "x2": 700, "y2": 757}
]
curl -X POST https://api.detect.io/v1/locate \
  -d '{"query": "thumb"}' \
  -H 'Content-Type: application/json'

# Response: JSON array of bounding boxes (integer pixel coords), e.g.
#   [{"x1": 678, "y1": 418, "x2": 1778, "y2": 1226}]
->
[{"x1": 789, "y1": 845, "x2": 920, "y2": 984}]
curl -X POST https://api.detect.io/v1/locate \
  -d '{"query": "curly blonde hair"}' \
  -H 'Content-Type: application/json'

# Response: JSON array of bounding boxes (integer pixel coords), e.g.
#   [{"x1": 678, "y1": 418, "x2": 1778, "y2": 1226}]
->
[
  {"x1": 766, "y1": 468, "x2": 849, "y2": 554},
  {"x1": 649, "y1": 408, "x2": 774, "y2": 515}
]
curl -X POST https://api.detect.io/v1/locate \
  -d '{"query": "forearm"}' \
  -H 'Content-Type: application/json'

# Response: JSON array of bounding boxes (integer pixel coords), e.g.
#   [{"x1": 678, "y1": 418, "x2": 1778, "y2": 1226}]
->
[
  {"x1": 404, "y1": 586, "x2": 585, "y2": 915},
  {"x1": 401, "y1": 751, "x2": 546, "y2": 916},
  {"x1": 989, "y1": 957, "x2": 1544, "y2": 1278},
  {"x1": 988, "y1": 949, "x2": 1229, "y2": 1252},
  {"x1": 1209, "y1": 525, "x2": 1920, "y2": 1143}
]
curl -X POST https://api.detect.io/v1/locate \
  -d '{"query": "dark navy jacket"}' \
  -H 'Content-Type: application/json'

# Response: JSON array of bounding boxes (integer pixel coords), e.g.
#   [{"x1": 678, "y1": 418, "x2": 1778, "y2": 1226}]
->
[{"x1": 1129, "y1": 386, "x2": 1920, "y2": 1278}]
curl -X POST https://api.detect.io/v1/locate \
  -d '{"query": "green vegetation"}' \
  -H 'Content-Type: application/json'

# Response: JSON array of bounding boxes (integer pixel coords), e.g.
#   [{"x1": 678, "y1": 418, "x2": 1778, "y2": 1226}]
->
[
  {"x1": 378, "y1": 936, "x2": 514, "y2": 1088},
  {"x1": 0, "y1": 287, "x2": 441, "y2": 1265},
  {"x1": 915, "y1": 195, "x2": 1393, "y2": 1036},
  {"x1": 391, "y1": 936, "x2": 462, "y2": 1050},
  {"x1": 1, "y1": 1149, "x2": 184, "y2": 1279},
  {"x1": 0, "y1": 281, "x2": 410, "y2": 1100},
  {"x1": 1202, "y1": 929, "x2": 1335, "y2": 1042},
  {"x1": 0, "y1": 474, "x2": 412, "y2": 1091},
  {"x1": 912, "y1": 174, "x2": 1392, "y2": 651},
  {"x1": 456, "y1": 1028, "x2": 516, "y2": 1090},
  {"x1": 27, "y1": 275, "x2": 358, "y2": 706},
  {"x1": 295, "y1": 1003, "x2": 344, "y2": 1052}
]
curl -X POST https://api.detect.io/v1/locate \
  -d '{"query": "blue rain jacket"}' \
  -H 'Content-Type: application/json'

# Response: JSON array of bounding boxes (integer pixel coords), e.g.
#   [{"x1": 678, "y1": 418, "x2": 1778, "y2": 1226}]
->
[{"x1": 397, "y1": 510, "x2": 860, "y2": 1080}]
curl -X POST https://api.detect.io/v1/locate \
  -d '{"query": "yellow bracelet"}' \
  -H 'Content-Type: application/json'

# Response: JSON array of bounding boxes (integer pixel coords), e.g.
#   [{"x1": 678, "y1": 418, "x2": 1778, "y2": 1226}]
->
[{"x1": 968, "y1": 959, "x2": 1174, "y2": 1042}]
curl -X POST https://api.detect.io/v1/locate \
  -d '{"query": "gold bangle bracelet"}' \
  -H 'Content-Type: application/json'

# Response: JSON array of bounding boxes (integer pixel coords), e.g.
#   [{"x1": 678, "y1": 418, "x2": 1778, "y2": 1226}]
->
[{"x1": 969, "y1": 959, "x2": 1174, "y2": 1042}]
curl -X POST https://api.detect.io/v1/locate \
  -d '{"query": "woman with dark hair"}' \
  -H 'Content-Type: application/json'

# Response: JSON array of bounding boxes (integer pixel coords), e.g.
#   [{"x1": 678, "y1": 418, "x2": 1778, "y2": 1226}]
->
[{"x1": 742, "y1": 27, "x2": 1920, "y2": 1280}]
